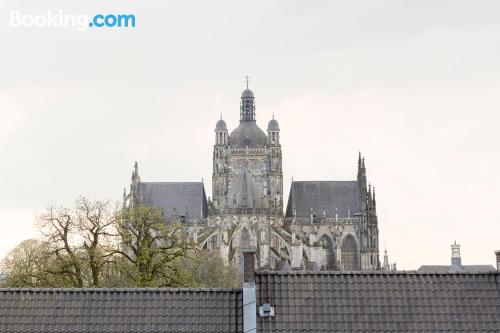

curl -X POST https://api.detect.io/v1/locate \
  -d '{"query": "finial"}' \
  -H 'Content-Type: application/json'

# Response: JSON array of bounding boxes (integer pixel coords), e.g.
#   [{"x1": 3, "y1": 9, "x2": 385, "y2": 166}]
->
[
  {"x1": 244, "y1": 75, "x2": 250, "y2": 89},
  {"x1": 202, "y1": 177, "x2": 204, "y2": 183},
  {"x1": 220, "y1": 113, "x2": 222, "y2": 120},
  {"x1": 272, "y1": 113, "x2": 275, "y2": 120}
]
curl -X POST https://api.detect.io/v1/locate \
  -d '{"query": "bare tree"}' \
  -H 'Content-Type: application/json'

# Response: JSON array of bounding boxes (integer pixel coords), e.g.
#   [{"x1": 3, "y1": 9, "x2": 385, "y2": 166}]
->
[
  {"x1": 76, "y1": 197, "x2": 118, "y2": 287},
  {"x1": 37, "y1": 204, "x2": 85, "y2": 287},
  {"x1": 36, "y1": 197, "x2": 119, "y2": 287}
]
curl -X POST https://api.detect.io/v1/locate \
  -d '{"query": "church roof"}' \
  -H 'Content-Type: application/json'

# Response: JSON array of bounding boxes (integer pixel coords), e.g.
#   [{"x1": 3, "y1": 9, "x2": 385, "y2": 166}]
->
[
  {"x1": 256, "y1": 271, "x2": 500, "y2": 332},
  {"x1": 267, "y1": 118, "x2": 279, "y2": 131},
  {"x1": 138, "y1": 182, "x2": 208, "y2": 219},
  {"x1": 0, "y1": 288, "x2": 242, "y2": 333},
  {"x1": 228, "y1": 121, "x2": 267, "y2": 148},
  {"x1": 215, "y1": 119, "x2": 227, "y2": 131},
  {"x1": 417, "y1": 265, "x2": 496, "y2": 273},
  {"x1": 241, "y1": 88, "x2": 254, "y2": 98},
  {"x1": 286, "y1": 181, "x2": 361, "y2": 218}
]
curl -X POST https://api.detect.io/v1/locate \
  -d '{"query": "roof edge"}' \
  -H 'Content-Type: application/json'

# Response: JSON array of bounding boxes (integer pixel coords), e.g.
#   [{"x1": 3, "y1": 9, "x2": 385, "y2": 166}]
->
[
  {"x1": 256, "y1": 270, "x2": 500, "y2": 276},
  {"x1": 0, "y1": 287, "x2": 242, "y2": 292}
]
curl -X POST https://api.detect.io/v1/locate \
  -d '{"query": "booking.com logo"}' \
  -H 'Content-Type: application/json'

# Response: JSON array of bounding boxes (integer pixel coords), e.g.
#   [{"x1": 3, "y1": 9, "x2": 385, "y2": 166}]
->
[{"x1": 9, "y1": 10, "x2": 136, "y2": 31}]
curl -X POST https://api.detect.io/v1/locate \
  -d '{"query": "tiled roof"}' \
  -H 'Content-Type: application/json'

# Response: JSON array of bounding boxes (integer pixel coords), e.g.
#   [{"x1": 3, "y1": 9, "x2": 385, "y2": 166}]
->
[
  {"x1": 256, "y1": 271, "x2": 500, "y2": 333},
  {"x1": 417, "y1": 265, "x2": 496, "y2": 273},
  {"x1": 0, "y1": 288, "x2": 242, "y2": 333},
  {"x1": 138, "y1": 182, "x2": 208, "y2": 220},
  {"x1": 286, "y1": 181, "x2": 361, "y2": 218}
]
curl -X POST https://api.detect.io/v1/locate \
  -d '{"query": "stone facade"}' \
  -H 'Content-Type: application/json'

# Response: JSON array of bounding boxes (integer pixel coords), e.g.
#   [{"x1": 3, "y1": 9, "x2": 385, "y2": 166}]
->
[{"x1": 125, "y1": 87, "x2": 380, "y2": 271}]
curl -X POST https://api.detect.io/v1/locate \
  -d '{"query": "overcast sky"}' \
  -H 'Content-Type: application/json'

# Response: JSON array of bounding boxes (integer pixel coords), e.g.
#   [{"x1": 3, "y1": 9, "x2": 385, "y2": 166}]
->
[{"x1": 1, "y1": 0, "x2": 499, "y2": 269}]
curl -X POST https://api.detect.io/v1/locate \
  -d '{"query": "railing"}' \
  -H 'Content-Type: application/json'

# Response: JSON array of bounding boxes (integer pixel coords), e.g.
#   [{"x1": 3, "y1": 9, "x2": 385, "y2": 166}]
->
[{"x1": 284, "y1": 216, "x2": 362, "y2": 225}]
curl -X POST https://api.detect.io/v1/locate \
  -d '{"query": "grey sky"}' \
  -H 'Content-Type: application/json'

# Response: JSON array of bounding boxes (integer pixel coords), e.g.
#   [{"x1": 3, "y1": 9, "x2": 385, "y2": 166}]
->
[{"x1": 1, "y1": 0, "x2": 499, "y2": 269}]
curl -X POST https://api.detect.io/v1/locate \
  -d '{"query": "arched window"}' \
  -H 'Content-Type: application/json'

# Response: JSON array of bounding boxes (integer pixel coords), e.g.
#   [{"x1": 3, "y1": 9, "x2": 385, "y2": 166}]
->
[{"x1": 341, "y1": 235, "x2": 359, "y2": 271}]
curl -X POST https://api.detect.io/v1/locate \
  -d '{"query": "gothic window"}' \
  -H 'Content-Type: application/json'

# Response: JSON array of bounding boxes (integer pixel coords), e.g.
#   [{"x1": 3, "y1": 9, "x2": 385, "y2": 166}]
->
[{"x1": 341, "y1": 235, "x2": 359, "y2": 271}]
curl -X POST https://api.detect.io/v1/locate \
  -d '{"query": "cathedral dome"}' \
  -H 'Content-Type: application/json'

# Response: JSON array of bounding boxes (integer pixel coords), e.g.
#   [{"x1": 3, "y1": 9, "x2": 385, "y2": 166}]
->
[
  {"x1": 215, "y1": 119, "x2": 227, "y2": 131},
  {"x1": 241, "y1": 88, "x2": 254, "y2": 99},
  {"x1": 267, "y1": 118, "x2": 279, "y2": 131},
  {"x1": 229, "y1": 121, "x2": 267, "y2": 148}
]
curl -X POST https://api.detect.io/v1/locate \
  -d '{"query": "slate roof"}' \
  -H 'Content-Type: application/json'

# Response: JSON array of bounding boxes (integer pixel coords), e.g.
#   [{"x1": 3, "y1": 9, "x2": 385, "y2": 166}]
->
[
  {"x1": 0, "y1": 288, "x2": 242, "y2": 333},
  {"x1": 417, "y1": 265, "x2": 496, "y2": 273},
  {"x1": 256, "y1": 271, "x2": 500, "y2": 333},
  {"x1": 286, "y1": 181, "x2": 362, "y2": 218},
  {"x1": 138, "y1": 182, "x2": 208, "y2": 219}
]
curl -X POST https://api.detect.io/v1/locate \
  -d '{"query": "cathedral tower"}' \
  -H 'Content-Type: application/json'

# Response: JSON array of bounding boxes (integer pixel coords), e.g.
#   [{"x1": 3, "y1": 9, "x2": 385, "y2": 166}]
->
[{"x1": 212, "y1": 87, "x2": 283, "y2": 215}]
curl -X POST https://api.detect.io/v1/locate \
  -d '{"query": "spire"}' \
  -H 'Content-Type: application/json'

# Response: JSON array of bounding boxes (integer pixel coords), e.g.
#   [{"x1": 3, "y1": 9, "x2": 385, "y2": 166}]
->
[
  {"x1": 122, "y1": 188, "x2": 127, "y2": 209},
  {"x1": 131, "y1": 162, "x2": 140, "y2": 189},
  {"x1": 383, "y1": 245, "x2": 390, "y2": 271},
  {"x1": 357, "y1": 153, "x2": 368, "y2": 213},
  {"x1": 240, "y1": 77, "x2": 255, "y2": 121}
]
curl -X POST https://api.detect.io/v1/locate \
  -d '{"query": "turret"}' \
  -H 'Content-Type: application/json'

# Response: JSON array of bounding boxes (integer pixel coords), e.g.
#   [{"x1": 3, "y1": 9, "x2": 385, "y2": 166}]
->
[
  {"x1": 240, "y1": 88, "x2": 256, "y2": 121},
  {"x1": 267, "y1": 115, "x2": 280, "y2": 145},
  {"x1": 451, "y1": 241, "x2": 462, "y2": 268},
  {"x1": 215, "y1": 116, "x2": 228, "y2": 145}
]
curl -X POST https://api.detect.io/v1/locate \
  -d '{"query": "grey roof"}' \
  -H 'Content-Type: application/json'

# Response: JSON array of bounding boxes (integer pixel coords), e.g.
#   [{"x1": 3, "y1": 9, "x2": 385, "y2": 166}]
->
[
  {"x1": 267, "y1": 118, "x2": 279, "y2": 131},
  {"x1": 256, "y1": 271, "x2": 500, "y2": 332},
  {"x1": 228, "y1": 120, "x2": 267, "y2": 148},
  {"x1": 241, "y1": 88, "x2": 254, "y2": 98},
  {"x1": 286, "y1": 181, "x2": 361, "y2": 218},
  {"x1": 417, "y1": 265, "x2": 496, "y2": 273},
  {"x1": 0, "y1": 288, "x2": 242, "y2": 333},
  {"x1": 138, "y1": 182, "x2": 208, "y2": 219},
  {"x1": 215, "y1": 119, "x2": 227, "y2": 131}
]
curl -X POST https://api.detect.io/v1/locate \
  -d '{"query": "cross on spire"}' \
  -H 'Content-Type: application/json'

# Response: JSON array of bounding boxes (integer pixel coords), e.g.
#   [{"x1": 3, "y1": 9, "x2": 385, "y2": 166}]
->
[{"x1": 244, "y1": 75, "x2": 250, "y2": 89}]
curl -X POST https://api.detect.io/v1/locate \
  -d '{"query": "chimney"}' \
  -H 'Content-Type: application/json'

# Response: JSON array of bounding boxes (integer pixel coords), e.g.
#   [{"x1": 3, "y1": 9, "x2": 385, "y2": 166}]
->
[
  {"x1": 495, "y1": 250, "x2": 500, "y2": 271},
  {"x1": 243, "y1": 251, "x2": 255, "y2": 283},
  {"x1": 242, "y1": 250, "x2": 256, "y2": 333},
  {"x1": 451, "y1": 241, "x2": 462, "y2": 268}
]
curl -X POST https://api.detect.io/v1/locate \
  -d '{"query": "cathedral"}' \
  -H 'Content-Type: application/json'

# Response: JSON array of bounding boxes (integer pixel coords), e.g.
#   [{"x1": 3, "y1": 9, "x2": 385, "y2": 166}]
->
[{"x1": 124, "y1": 86, "x2": 380, "y2": 271}]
